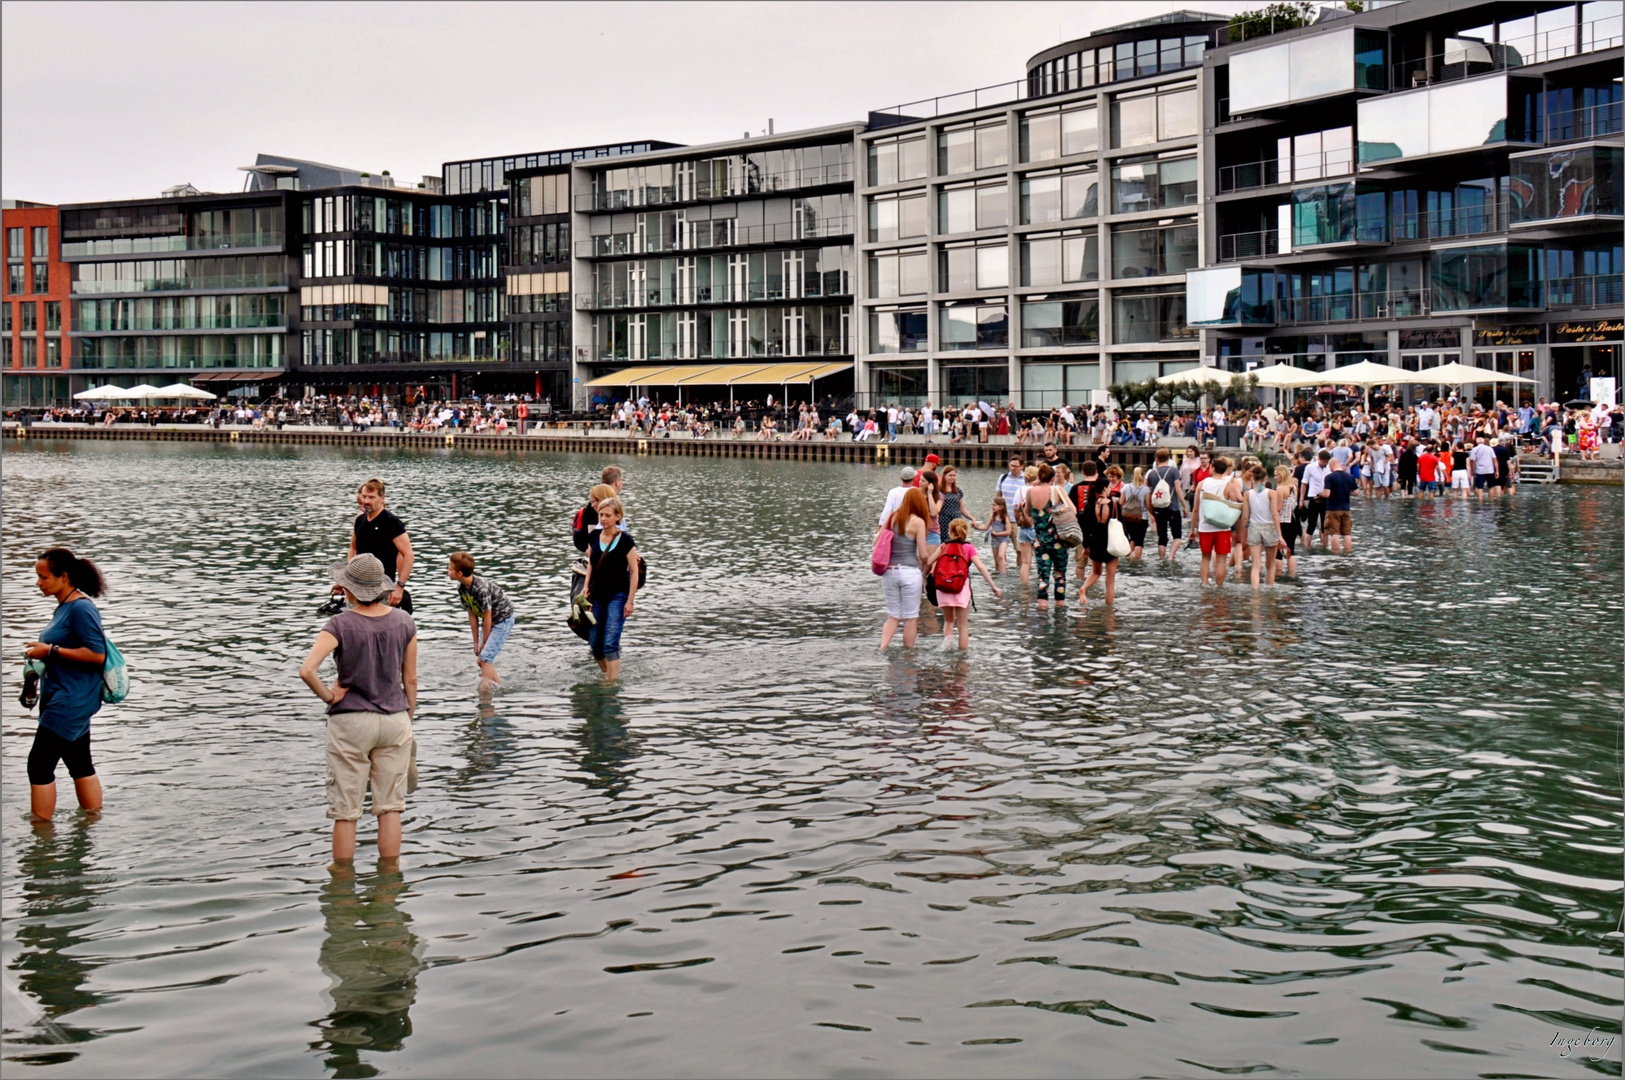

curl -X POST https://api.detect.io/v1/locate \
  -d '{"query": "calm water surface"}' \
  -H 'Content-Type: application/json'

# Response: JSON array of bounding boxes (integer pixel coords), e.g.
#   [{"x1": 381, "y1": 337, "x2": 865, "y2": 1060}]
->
[{"x1": 1, "y1": 440, "x2": 1620, "y2": 1078}]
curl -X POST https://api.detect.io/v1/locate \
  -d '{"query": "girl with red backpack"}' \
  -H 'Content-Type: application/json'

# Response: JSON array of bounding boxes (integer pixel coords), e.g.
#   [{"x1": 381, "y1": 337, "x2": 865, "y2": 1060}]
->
[{"x1": 935, "y1": 518, "x2": 1002, "y2": 650}]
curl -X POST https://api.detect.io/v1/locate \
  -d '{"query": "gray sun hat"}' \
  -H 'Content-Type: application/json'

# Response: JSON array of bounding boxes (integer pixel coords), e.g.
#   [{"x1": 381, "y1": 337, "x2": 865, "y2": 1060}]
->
[
  {"x1": 328, "y1": 553, "x2": 394, "y2": 602},
  {"x1": 900, "y1": 466, "x2": 918, "y2": 482}
]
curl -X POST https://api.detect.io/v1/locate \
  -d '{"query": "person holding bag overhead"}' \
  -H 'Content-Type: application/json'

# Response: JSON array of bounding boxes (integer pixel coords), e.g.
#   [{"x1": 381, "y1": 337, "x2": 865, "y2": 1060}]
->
[
  {"x1": 22, "y1": 548, "x2": 109, "y2": 822},
  {"x1": 1196, "y1": 456, "x2": 1244, "y2": 588}
]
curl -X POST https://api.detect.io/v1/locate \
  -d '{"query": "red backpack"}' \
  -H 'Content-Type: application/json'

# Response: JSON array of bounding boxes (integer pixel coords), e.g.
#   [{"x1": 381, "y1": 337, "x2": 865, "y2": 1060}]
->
[{"x1": 932, "y1": 542, "x2": 971, "y2": 594}]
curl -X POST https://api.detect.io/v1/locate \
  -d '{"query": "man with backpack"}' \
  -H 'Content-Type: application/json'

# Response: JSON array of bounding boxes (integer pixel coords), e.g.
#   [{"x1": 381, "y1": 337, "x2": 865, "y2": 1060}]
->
[{"x1": 1146, "y1": 448, "x2": 1184, "y2": 561}]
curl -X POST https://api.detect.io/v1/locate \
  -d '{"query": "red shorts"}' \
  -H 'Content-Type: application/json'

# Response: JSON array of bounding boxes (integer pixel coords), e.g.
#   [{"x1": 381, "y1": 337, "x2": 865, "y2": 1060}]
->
[{"x1": 1198, "y1": 530, "x2": 1232, "y2": 556}]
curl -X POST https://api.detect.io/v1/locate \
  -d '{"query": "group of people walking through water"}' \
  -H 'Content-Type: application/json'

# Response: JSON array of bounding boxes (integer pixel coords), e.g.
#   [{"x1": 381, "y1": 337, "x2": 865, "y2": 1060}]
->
[{"x1": 869, "y1": 436, "x2": 1414, "y2": 651}]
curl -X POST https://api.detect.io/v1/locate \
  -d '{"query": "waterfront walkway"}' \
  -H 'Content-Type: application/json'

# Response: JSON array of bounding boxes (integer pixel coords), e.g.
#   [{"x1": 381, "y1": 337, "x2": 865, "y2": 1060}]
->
[{"x1": 5, "y1": 421, "x2": 1620, "y2": 481}]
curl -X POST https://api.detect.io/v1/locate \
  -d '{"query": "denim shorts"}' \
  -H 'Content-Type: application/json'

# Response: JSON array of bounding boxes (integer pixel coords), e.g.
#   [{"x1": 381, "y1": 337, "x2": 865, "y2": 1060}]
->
[
  {"x1": 1017, "y1": 526, "x2": 1037, "y2": 544},
  {"x1": 589, "y1": 593, "x2": 627, "y2": 661},
  {"x1": 478, "y1": 615, "x2": 515, "y2": 664}
]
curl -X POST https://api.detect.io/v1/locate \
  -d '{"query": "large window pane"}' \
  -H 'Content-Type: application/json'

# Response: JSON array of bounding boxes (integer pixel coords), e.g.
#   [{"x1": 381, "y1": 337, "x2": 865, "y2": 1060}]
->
[
  {"x1": 899, "y1": 138, "x2": 928, "y2": 180},
  {"x1": 1063, "y1": 169, "x2": 1099, "y2": 217},
  {"x1": 1022, "y1": 174, "x2": 1062, "y2": 224},
  {"x1": 900, "y1": 251, "x2": 928, "y2": 295},
  {"x1": 940, "y1": 247, "x2": 975, "y2": 292},
  {"x1": 977, "y1": 305, "x2": 1008, "y2": 348},
  {"x1": 1159, "y1": 157, "x2": 1198, "y2": 207},
  {"x1": 1158, "y1": 88, "x2": 1198, "y2": 140},
  {"x1": 1022, "y1": 236, "x2": 1062, "y2": 285},
  {"x1": 1113, "y1": 225, "x2": 1160, "y2": 278},
  {"x1": 976, "y1": 183, "x2": 1009, "y2": 229},
  {"x1": 1022, "y1": 111, "x2": 1061, "y2": 162},
  {"x1": 1113, "y1": 94, "x2": 1158, "y2": 147},
  {"x1": 939, "y1": 187, "x2": 975, "y2": 234},
  {"x1": 1230, "y1": 41, "x2": 1290, "y2": 114},
  {"x1": 939, "y1": 305, "x2": 976, "y2": 349},
  {"x1": 1113, "y1": 162, "x2": 1153, "y2": 214},
  {"x1": 899, "y1": 194, "x2": 927, "y2": 238},
  {"x1": 1063, "y1": 233, "x2": 1100, "y2": 282},
  {"x1": 976, "y1": 123, "x2": 1010, "y2": 169},
  {"x1": 1290, "y1": 28, "x2": 1354, "y2": 101},
  {"x1": 868, "y1": 141, "x2": 897, "y2": 187},
  {"x1": 939, "y1": 128, "x2": 975, "y2": 175},
  {"x1": 1062, "y1": 106, "x2": 1099, "y2": 155},
  {"x1": 977, "y1": 245, "x2": 1009, "y2": 289}
]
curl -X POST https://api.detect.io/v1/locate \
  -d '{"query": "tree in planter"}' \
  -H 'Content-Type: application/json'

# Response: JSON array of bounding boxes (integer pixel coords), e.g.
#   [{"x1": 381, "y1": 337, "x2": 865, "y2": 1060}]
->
[
  {"x1": 1222, "y1": 373, "x2": 1262, "y2": 411},
  {"x1": 1108, "y1": 378, "x2": 1157, "y2": 413}
]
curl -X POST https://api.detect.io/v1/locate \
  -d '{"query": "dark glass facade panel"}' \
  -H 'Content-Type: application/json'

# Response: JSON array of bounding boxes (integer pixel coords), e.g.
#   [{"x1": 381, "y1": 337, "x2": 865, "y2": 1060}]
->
[
  {"x1": 510, "y1": 222, "x2": 572, "y2": 264},
  {"x1": 939, "y1": 302, "x2": 1007, "y2": 350},
  {"x1": 1113, "y1": 287, "x2": 1193, "y2": 342},
  {"x1": 1111, "y1": 156, "x2": 1197, "y2": 214},
  {"x1": 1021, "y1": 295, "x2": 1099, "y2": 346},
  {"x1": 1431, "y1": 243, "x2": 1544, "y2": 311},
  {"x1": 61, "y1": 205, "x2": 184, "y2": 239},
  {"x1": 71, "y1": 256, "x2": 287, "y2": 294},
  {"x1": 944, "y1": 363, "x2": 1010, "y2": 405},
  {"x1": 76, "y1": 294, "x2": 285, "y2": 331},
  {"x1": 1511, "y1": 146, "x2": 1624, "y2": 223},
  {"x1": 1111, "y1": 222, "x2": 1197, "y2": 278},
  {"x1": 871, "y1": 364, "x2": 928, "y2": 406},
  {"x1": 868, "y1": 308, "x2": 928, "y2": 353},
  {"x1": 75, "y1": 333, "x2": 283, "y2": 369}
]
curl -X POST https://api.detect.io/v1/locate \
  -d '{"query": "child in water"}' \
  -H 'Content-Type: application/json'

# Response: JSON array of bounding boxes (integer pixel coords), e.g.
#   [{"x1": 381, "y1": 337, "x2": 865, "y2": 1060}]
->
[
  {"x1": 986, "y1": 494, "x2": 1012, "y2": 575},
  {"x1": 934, "y1": 518, "x2": 1002, "y2": 650},
  {"x1": 447, "y1": 551, "x2": 515, "y2": 689}
]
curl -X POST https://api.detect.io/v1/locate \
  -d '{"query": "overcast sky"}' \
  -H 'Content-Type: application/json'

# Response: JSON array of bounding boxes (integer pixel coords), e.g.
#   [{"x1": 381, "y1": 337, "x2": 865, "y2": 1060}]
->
[{"x1": 3, "y1": 1, "x2": 1255, "y2": 205}]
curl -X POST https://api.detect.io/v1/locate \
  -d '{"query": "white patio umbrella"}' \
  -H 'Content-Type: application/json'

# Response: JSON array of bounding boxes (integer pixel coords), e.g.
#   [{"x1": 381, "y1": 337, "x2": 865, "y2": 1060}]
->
[
  {"x1": 1155, "y1": 367, "x2": 1224, "y2": 386},
  {"x1": 1308, "y1": 360, "x2": 1416, "y2": 412},
  {"x1": 1250, "y1": 363, "x2": 1328, "y2": 389},
  {"x1": 73, "y1": 385, "x2": 129, "y2": 401},
  {"x1": 153, "y1": 382, "x2": 218, "y2": 401},
  {"x1": 123, "y1": 383, "x2": 164, "y2": 402},
  {"x1": 1424, "y1": 362, "x2": 1537, "y2": 386}
]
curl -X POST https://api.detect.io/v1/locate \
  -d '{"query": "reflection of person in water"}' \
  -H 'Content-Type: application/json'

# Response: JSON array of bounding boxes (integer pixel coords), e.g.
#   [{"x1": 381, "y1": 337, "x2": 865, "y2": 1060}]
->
[
  {"x1": 9, "y1": 822, "x2": 105, "y2": 1049},
  {"x1": 570, "y1": 681, "x2": 638, "y2": 797},
  {"x1": 309, "y1": 864, "x2": 423, "y2": 1073}
]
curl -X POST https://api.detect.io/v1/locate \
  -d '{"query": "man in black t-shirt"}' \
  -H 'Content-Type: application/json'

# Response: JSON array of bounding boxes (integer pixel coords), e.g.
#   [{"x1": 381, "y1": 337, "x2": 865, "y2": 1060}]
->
[{"x1": 350, "y1": 478, "x2": 414, "y2": 612}]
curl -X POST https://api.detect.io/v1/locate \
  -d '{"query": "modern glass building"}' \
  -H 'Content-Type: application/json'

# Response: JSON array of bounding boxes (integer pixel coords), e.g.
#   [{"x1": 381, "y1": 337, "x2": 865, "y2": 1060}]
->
[
  {"x1": 569, "y1": 124, "x2": 862, "y2": 408},
  {"x1": 856, "y1": 10, "x2": 1228, "y2": 409},
  {"x1": 1193, "y1": 0, "x2": 1623, "y2": 402}
]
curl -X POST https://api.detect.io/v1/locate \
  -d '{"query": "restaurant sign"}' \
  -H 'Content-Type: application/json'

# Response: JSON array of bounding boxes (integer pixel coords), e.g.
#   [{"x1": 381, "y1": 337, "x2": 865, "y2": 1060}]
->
[
  {"x1": 1551, "y1": 318, "x2": 1624, "y2": 343},
  {"x1": 1473, "y1": 324, "x2": 1544, "y2": 346}
]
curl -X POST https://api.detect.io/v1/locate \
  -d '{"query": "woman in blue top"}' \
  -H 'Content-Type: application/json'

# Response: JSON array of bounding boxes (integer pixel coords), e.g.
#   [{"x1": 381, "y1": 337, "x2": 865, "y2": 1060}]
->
[{"x1": 23, "y1": 548, "x2": 108, "y2": 821}]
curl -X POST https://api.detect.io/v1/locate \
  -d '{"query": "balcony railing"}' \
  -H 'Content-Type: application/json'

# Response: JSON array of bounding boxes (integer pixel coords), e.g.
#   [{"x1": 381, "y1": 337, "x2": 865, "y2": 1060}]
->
[
  {"x1": 61, "y1": 233, "x2": 286, "y2": 258},
  {"x1": 592, "y1": 339, "x2": 854, "y2": 365},
  {"x1": 1389, "y1": 20, "x2": 1622, "y2": 91},
  {"x1": 1391, "y1": 199, "x2": 1511, "y2": 242},
  {"x1": 578, "y1": 282, "x2": 853, "y2": 310},
  {"x1": 577, "y1": 216, "x2": 854, "y2": 259},
  {"x1": 579, "y1": 163, "x2": 854, "y2": 212},
  {"x1": 1218, "y1": 229, "x2": 1279, "y2": 262},
  {"x1": 1278, "y1": 289, "x2": 1434, "y2": 324},
  {"x1": 1218, "y1": 149, "x2": 1356, "y2": 194},
  {"x1": 1548, "y1": 274, "x2": 1624, "y2": 308},
  {"x1": 1539, "y1": 99, "x2": 1624, "y2": 145}
]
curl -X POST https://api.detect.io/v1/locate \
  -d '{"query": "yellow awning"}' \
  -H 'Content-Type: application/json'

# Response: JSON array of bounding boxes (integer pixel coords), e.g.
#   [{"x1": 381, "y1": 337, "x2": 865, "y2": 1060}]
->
[
  {"x1": 795, "y1": 362, "x2": 853, "y2": 382},
  {"x1": 721, "y1": 362, "x2": 825, "y2": 384},
  {"x1": 583, "y1": 365, "x2": 678, "y2": 387},
  {"x1": 662, "y1": 365, "x2": 739, "y2": 385}
]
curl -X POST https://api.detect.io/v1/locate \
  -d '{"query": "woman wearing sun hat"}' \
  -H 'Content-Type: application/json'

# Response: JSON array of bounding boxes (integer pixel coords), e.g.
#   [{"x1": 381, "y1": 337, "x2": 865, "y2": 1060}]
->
[{"x1": 299, "y1": 553, "x2": 418, "y2": 865}]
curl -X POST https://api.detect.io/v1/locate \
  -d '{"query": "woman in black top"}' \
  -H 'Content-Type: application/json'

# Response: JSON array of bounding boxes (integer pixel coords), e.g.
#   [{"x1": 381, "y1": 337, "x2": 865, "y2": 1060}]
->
[{"x1": 582, "y1": 497, "x2": 640, "y2": 680}]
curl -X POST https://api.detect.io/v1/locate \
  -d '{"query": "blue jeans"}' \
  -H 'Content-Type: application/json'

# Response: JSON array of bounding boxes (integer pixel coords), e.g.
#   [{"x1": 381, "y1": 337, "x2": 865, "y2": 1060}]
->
[
  {"x1": 477, "y1": 615, "x2": 514, "y2": 664},
  {"x1": 588, "y1": 594, "x2": 627, "y2": 662}
]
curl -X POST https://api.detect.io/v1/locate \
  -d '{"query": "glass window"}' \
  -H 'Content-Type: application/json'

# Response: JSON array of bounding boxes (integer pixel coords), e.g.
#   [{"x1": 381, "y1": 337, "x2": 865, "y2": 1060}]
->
[
  {"x1": 1185, "y1": 265, "x2": 1277, "y2": 325},
  {"x1": 869, "y1": 249, "x2": 928, "y2": 298},
  {"x1": 869, "y1": 193, "x2": 927, "y2": 242},
  {"x1": 1111, "y1": 222, "x2": 1197, "y2": 278},
  {"x1": 1512, "y1": 145, "x2": 1624, "y2": 222},
  {"x1": 1431, "y1": 243, "x2": 1544, "y2": 310},
  {"x1": 1157, "y1": 88, "x2": 1198, "y2": 140},
  {"x1": 976, "y1": 123, "x2": 1009, "y2": 170},
  {"x1": 1354, "y1": 29, "x2": 1387, "y2": 90},
  {"x1": 32, "y1": 227, "x2": 49, "y2": 258},
  {"x1": 941, "y1": 246, "x2": 976, "y2": 292},
  {"x1": 1113, "y1": 93, "x2": 1158, "y2": 148},
  {"x1": 6, "y1": 228, "x2": 21, "y2": 259},
  {"x1": 1023, "y1": 361, "x2": 1062, "y2": 403},
  {"x1": 21, "y1": 300, "x2": 37, "y2": 330},
  {"x1": 939, "y1": 186, "x2": 975, "y2": 234},
  {"x1": 1023, "y1": 174, "x2": 1062, "y2": 224},
  {"x1": 977, "y1": 245, "x2": 1009, "y2": 289},
  {"x1": 45, "y1": 300, "x2": 60, "y2": 330},
  {"x1": 1022, "y1": 232, "x2": 1098, "y2": 285},
  {"x1": 869, "y1": 141, "x2": 898, "y2": 187},
  {"x1": 1357, "y1": 75, "x2": 1511, "y2": 163},
  {"x1": 977, "y1": 304, "x2": 1009, "y2": 348},
  {"x1": 1137, "y1": 37, "x2": 1159, "y2": 76},
  {"x1": 944, "y1": 363, "x2": 1010, "y2": 404},
  {"x1": 1064, "y1": 168, "x2": 1099, "y2": 218},
  {"x1": 1022, "y1": 110, "x2": 1062, "y2": 163},
  {"x1": 939, "y1": 304, "x2": 976, "y2": 349},
  {"x1": 1113, "y1": 287, "x2": 1194, "y2": 342},
  {"x1": 32, "y1": 263, "x2": 48, "y2": 293},
  {"x1": 939, "y1": 126, "x2": 975, "y2": 175},
  {"x1": 1, "y1": 303, "x2": 9, "y2": 332},
  {"x1": 1021, "y1": 295, "x2": 1099, "y2": 346},
  {"x1": 8, "y1": 264, "x2": 25, "y2": 295},
  {"x1": 1063, "y1": 105, "x2": 1099, "y2": 156},
  {"x1": 899, "y1": 138, "x2": 928, "y2": 181},
  {"x1": 1161, "y1": 37, "x2": 1183, "y2": 72},
  {"x1": 869, "y1": 308, "x2": 928, "y2": 353},
  {"x1": 1159, "y1": 157, "x2": 1198, "y2": 207},
  {"x1": 976, "y1": 183, "x2": 1009, "y2": 229}
]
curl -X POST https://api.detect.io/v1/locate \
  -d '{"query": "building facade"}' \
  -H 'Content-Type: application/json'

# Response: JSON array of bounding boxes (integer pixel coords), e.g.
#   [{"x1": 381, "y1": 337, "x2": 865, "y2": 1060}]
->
[
  {"x1": 855, "y1": 11, "x2": 1227, "y2": 410},
  {"x1": 1189, "y1": 0, "x2": 1623, "y2": 403},
  {"x1": 569, "y1": 125, "x2": 863, "y2": 409},
  {"x1": 2, "y1": 202, "x2": 74, "y2": 407}
]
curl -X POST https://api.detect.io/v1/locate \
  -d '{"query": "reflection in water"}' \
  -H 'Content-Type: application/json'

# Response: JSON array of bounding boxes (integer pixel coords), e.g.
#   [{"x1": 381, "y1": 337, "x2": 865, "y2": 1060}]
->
[
  {"x1": 454, "y1": 700, "x2": 514, "y2": 787},
  {"x1": 571, "y1": 681, "x2": 638, "y2": 797},
  {"x1": 5, "y1": 822, "x2": 105, "y2": 1060},
  {"x1": 309, "y1": 865, "x2": 423, "y2": 1078}
]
